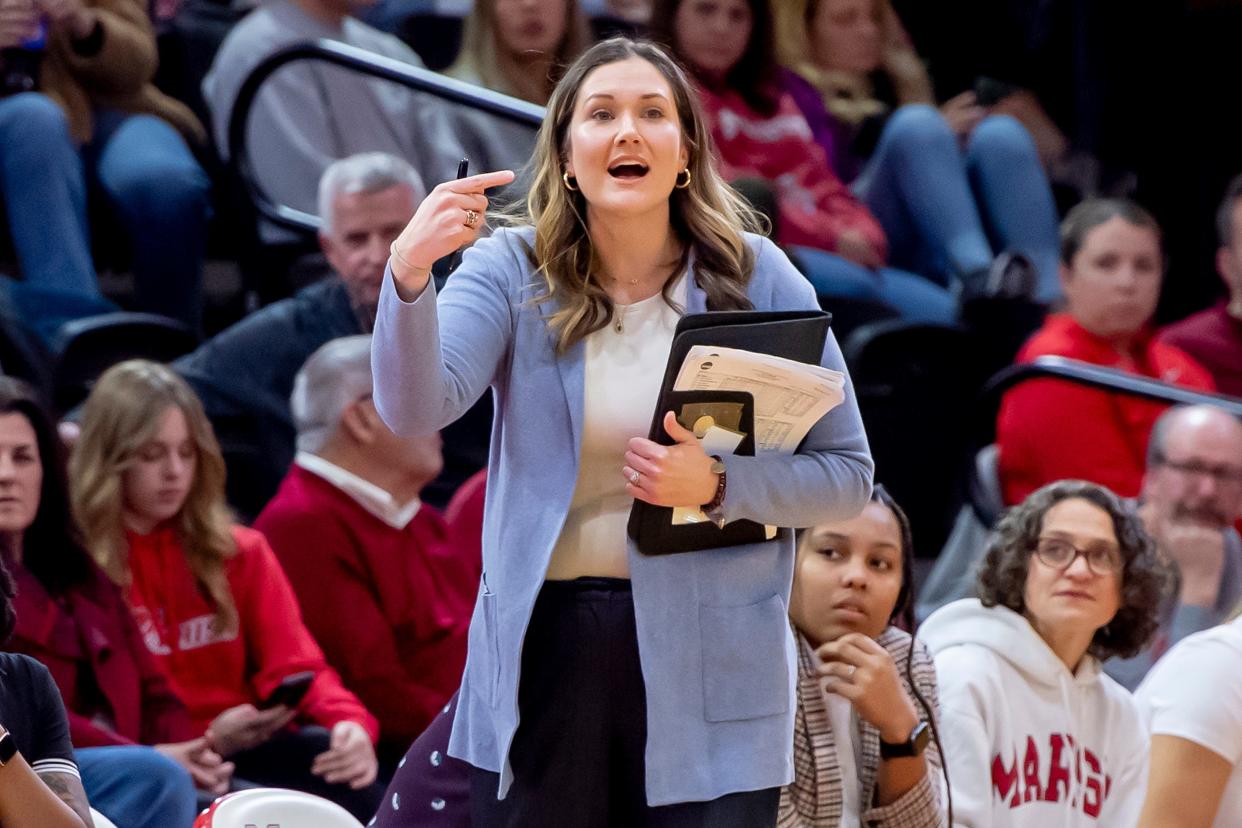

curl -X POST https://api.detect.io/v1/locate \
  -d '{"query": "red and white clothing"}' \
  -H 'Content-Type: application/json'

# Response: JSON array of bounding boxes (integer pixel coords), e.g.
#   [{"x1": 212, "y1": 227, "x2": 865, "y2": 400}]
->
[
  {"x1": 125, "y1": 524, "x2": 378, "y2": 741},
  {"x1": 1159, "y1": 301, "x2": 1242, "y2": 398},
  {"x1": 696, "y1": 82, "x2": 887, "y2": 259},
  {"x1": 921, "y1": 599, "x2": 1148, "y2": 827},
  {"x1": 255, "y1": 459, "x2": 477, "y2": 753},
  {"x1": 997, "y1": 313, "x2": 1215, "y2": 506}
]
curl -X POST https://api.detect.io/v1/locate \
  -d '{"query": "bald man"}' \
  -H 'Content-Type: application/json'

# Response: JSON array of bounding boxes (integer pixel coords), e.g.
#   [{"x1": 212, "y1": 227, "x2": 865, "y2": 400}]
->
[{"x1": 1106, "y1": 405, "x2": 1242, "y2": 688}]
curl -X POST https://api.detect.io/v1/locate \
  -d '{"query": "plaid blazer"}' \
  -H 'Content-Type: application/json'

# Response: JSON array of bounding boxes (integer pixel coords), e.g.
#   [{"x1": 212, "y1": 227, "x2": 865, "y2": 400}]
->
[{"x1": 778, "y1": 627, "x2": 945, "y2": 827}]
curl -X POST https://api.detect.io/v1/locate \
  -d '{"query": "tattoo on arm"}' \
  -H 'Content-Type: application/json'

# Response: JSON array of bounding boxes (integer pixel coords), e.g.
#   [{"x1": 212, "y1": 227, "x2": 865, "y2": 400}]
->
[{"x1": 39, "y1": 771, "x2": 95, "y2": 827}]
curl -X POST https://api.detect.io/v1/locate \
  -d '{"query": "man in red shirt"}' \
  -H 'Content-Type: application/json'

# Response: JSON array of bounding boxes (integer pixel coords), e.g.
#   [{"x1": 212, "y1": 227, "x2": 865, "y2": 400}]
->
[
  {"x1": 1160, "y1": 174, "x2": 1242, "y2": 397},
  {"x1": 255, "y1": 336, "x2": 476, "y2": 763},
  {"x1": 997, "y1": 199, "x2": 1215, "y2": 505}
]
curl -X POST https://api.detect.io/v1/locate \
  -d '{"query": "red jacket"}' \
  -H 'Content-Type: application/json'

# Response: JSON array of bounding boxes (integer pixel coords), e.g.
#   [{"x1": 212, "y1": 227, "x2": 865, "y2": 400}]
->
[
  {"x1": 997, "y1": 314, "x2": 1216, "y2": 505},
  {"x1": 696, "y1": 82, "x2": 887, "y2": 259},
  {"x1": 254, "y1": 466, "x2": 477, "y2": 752},
  {"x1": 7, "y1": 560, "x2": 197, "y2": 748},
  {"x1": 125, "y1": 524, "x2": 379, "y2": 742}
]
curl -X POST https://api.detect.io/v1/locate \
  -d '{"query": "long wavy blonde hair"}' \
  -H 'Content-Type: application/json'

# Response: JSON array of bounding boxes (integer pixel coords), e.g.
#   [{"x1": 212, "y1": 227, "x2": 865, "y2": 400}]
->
[
  {"x1": 774, "y1": 0, "x2": 932, "y2": 126},
  {"x1": 448, "y1": 0, "x2": 593, "y2": 105},
  {"x1": 69, "y1": 360, "x2": 238, "y2": 634},
  {"x1": 518, "y1": 37, "x2": 762, "y2": 354}
]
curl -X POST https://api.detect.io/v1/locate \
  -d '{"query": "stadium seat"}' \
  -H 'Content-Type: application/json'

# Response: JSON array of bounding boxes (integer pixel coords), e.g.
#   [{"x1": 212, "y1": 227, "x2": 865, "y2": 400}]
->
[
  {"x1": 842, "y1": 320, "x2": 986, "y2": 556},
  {"x1": 52, "y1": 312, "x2": 199, "y2": 412},
  {"x1": 194, "y1": 788, "x2": 365, "y2": 828}
]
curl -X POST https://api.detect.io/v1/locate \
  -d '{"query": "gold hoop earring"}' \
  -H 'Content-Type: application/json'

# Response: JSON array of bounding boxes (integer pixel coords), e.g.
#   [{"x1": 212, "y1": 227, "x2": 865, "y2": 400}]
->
[
  {"x1": 562, "y1": 171, "x2": 580, "y2": 192},
  {"x1": 675, "y1": 168, "x2": 692, "y2": 189}
]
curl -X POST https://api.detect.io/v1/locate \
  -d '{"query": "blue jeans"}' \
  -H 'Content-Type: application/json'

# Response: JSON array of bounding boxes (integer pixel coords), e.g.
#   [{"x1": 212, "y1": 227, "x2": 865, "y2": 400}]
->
[
  {"x1": 857, "y1": 105, "x2": 1062, "y2": 303},
  {"x1": 77, "y1": 745, "x2": 198, "y2": 828},
  {"x1": 0, "y1": 93, "x2": 96, "y2": 296},
  {"x1": 792, "y1": 245, "x2": 957, "y2": 325},
  {"x1": 87, "y1": 108, "x2": 211, "y2": 330},
  {"x1": 0, "y1": 93, "x2": 210, "y2": 333}
]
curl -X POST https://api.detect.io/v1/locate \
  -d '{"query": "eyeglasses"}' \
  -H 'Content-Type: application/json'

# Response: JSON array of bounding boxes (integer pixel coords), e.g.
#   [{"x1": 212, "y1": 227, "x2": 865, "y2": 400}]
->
[
  {"x1": 1033, "y1": 537, "x2": 1123, "y2": 576},
  {"x1": 1155, "y1": 456, "x2": 1242, "y2": 491}
]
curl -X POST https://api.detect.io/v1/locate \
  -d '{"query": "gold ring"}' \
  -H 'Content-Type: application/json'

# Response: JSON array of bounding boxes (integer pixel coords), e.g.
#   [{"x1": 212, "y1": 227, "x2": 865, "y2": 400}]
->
[{"x1": 464, "y1": 209, "x2": 480, "y2": 229}]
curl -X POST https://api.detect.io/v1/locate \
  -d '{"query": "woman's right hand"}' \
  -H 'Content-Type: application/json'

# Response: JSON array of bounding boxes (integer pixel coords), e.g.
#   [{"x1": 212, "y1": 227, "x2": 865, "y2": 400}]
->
[
  {"x1": 155, "y1": 738, "x2": 235, "y2": 795},
  {"x1": 389, "y1": 169, "x2": 516, "y2": 299},
  {"x1": 835, "y1": 229, "x2": 884, "y2": 271},
  {"x1": 204, "y1": 703, "x2": 296, "y2": 757},
  {"x1": 940, "y1": 91, "x2": 985, "y2": 139}
]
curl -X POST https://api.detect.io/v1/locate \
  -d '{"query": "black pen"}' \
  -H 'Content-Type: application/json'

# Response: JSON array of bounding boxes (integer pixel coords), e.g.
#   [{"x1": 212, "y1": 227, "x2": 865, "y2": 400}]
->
[{"x1": 447, "y1": 158, "x2": 470, "y2": 275}]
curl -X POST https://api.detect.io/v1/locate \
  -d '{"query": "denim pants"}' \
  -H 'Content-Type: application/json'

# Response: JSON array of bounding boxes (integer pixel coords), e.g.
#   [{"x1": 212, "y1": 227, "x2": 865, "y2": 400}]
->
[
  {"x1": 792, "y1": 245, "x2": 958, "y2": 325},
  {"x1": 77, "y1": 745, "x2": 199, "y2": 828},
  {"x1": 856, "y1": 105, "x2": 1062, "y2": 304},
  {"x1": 0, "y1": 92, "x2": 211, "y2": 331}
]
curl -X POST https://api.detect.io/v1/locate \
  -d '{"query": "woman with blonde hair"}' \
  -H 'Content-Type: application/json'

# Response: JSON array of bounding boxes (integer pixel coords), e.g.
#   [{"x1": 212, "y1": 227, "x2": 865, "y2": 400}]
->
[
  {"x1": 70, "y1": 360, "x2": 384, "y2": 822},
  {"x1": 375, "y1": 33, "x2": 873, "y2": 826},
  {"x1": 448, "y1": 0, "x2": 594, "y2": 105},
  {"x1": 773, "y1": 0, "x2": 1062, "y2": 303}
]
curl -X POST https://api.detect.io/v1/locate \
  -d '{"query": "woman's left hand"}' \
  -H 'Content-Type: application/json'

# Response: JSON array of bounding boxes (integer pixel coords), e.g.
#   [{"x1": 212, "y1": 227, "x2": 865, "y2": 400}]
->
[
  {"x1": 624, "y1": 411, "x2": 718, "y2": 507},
  {"x1": 311, "y1": 721, "x2": 378, "y2": 790},
  {"x1": 816, "y1": 633, "x2": 920, "y2": 744}
]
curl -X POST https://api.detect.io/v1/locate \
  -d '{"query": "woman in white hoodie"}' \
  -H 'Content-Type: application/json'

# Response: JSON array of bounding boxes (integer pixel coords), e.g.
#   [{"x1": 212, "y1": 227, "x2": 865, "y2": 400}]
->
[{"x1": 921, "y1": 480, "x2": 1169, "y2": 827}]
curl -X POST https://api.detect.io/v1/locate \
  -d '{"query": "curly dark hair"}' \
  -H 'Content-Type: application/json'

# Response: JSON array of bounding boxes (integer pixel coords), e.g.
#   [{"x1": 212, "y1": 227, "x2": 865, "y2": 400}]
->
[{"x1": 977, "y1": 479, "x2": 1172, "y2": 661}]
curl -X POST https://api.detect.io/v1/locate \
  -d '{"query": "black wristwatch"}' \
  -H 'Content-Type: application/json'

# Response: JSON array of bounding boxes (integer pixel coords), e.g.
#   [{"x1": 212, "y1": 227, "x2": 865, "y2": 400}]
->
[
  {"x1": 0, "y1": 730, "x2": 17, "y2": 766},
  {"x1": 879, "y1": 721, "x2": 930, "y2": 759}
]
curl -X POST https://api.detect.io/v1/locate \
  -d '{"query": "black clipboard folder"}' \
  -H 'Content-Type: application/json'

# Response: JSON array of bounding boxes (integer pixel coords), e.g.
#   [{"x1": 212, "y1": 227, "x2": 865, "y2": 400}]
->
[{"x1": 627, "y1": 309, "x2": 832, "y2": 555}]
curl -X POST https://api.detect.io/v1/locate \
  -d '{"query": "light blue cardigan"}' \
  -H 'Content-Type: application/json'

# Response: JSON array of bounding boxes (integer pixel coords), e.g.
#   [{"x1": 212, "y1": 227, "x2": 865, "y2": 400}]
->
[{"x1": 371, "y1": 226, "x2": 874, "y2": 806}]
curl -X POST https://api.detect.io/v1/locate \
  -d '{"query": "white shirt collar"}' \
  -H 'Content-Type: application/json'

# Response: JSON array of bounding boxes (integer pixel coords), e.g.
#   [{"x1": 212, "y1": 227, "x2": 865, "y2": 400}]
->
[{"x1": 295, "y1": 452, "x2": 422, "y2": 530}]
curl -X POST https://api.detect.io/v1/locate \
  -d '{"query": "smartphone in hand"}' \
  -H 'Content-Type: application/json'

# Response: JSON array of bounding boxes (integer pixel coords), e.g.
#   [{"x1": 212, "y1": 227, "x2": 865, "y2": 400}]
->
[{"x1": 260, "y1": 671, "x2": 315, "y2": 710}]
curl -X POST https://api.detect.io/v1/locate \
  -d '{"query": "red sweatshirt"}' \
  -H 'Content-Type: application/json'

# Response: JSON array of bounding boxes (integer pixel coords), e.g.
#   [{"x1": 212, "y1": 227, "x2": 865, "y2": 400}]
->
[
  {"x1": 997, "y1": 314, "x2": 1216, "y2": 505},
  {"x1": 696, "y1": 81, "x2": 888, "y2": 259},
  {"x1": 254, "y1": 466, "x2": 477, "y2": 753},
  {"x1": 124, "y1": 524, "x2": 379, "y2": 742}
]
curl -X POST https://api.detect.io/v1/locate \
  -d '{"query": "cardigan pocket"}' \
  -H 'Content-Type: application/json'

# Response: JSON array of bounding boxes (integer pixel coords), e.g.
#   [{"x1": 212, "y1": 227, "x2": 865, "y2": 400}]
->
[
  {"x1": 699, "y1": 593, "x2": 790, "y2": 722},
  {"x1": 477, "y1": 574, "x2": 501, "y2": 708}
]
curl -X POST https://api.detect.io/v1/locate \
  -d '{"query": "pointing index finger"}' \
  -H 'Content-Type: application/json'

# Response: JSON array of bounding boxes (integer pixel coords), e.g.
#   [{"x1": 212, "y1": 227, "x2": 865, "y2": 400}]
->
[{"x1": 448, "y1": 169, "x2": 516, "y2": 194}]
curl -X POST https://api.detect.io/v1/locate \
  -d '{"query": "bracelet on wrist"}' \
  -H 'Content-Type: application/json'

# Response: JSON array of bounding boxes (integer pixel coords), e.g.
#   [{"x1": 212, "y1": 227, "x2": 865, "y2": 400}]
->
[{"x1": 389, "y1": 243, "x2": 431, "y2": 277}]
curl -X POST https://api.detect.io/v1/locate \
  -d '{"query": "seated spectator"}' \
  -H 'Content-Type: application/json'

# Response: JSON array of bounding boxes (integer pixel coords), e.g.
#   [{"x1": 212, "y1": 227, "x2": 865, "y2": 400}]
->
[
  {"x1": 447, "y1": 0, "x2": 591, "y2": 105},
  {"x1": 0, "y1": 578, "x2": 92, "y2": 827},
  {"x1": 921, "y1": 480, "x2": 1166, "y2": 826},
  {"x1": 921, "y1": 403, "x2": 1242, "y2": 693},
  {"x1": 175, "y1": 153, "x2": 432, "y2": 518},
  {"x1": 203, "y1": 0, "x2": 525, "y2": 242},
  {"x1": 996, "y1": 199, "x2": 1215, "y2": 506},
  {"x1": 1135, "y1": 613, "x2": 1242, "y2": 828},
  {"x1": 774, "y1": 0, "x2": 1061, "y2": 303},
  {"x1": 254, "y1": 336, "x2": 477, "y2": 765},
  {"x1": 69, "y1": 360, "x2": 384, "y2": 821},
  {"x1": 0, "y1": 376, "x2": 219, "y2": 827},
  {"x1": 1108, "y1": 405, "x2": 1242, "y2": 688},
  {"x1": 0, "y1": 0, "x2": 210, "y2": 336},
  {"x1": 650, "y1": 0, "x2": 956, "y2": 323},
  {"x1": 781, "y1": 486, "x2": 942, "y2": 826},
  {"x1": 1161, "y1": 174, "x2": 1242, "y2": 397}
]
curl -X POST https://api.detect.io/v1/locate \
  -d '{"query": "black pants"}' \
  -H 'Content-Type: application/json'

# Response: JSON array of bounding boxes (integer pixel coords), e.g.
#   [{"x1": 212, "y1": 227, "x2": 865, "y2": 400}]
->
[
  {"x1": 229, "y1": 726, "x2": 386, "y2": 823},
  {"x1": 470, "y1": 578, "x2": 779, "y2": 827}
]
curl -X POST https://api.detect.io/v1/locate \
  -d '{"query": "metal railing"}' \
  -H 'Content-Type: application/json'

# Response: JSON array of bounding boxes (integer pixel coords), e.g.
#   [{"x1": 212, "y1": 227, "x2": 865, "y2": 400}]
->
[
  {"x1": 226, "y1": 38, "x2": 546, "y2": 233},
  {"x1": 966, "y1": 355, "x2": 1242, "y2": 525}
]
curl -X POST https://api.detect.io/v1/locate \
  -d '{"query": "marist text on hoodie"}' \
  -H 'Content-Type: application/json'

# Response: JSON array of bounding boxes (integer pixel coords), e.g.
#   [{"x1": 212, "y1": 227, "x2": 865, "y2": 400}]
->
[{"x1": 920, "y1": 599, "x2": 1147, "y2": 827}]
